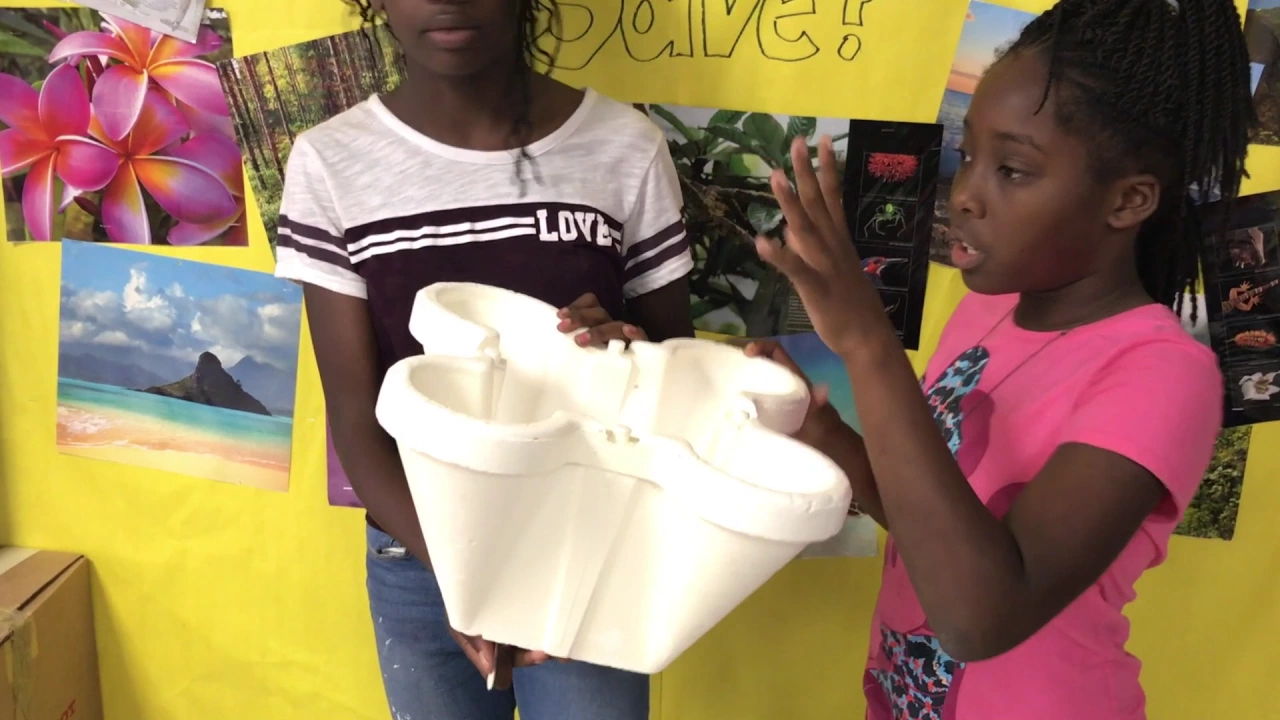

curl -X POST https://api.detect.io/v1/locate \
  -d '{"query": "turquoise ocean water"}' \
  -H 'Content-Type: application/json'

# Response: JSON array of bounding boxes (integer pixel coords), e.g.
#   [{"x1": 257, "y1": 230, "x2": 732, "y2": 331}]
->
[{"x1": 57, "y1": 378, "x2": 293, "y2": 447}]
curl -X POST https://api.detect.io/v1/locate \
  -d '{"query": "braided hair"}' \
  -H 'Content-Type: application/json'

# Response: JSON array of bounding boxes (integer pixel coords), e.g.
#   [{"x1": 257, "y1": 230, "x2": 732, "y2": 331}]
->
[
  {"x1": 343, "y1": 0, "x2": 562, "y2": 191},
  {"x1": 1001, "y1": 0, "x2": 1256, "y2": 318}
]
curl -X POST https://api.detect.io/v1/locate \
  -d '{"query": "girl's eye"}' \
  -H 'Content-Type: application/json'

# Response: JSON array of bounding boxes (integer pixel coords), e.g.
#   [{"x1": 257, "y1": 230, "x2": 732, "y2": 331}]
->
[
  {"x1": 956, "y1": 149, "x2": 971, "y2": 163},
  {"x1": 998, "y1": 165, "x2": 1027, "y2": 181}
]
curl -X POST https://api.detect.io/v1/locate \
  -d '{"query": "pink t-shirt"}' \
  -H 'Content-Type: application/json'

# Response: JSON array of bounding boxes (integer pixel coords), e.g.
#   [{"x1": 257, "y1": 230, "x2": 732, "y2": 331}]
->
[{"x1": 864, "y1": 292, "x2": 1222, "y2": 720}]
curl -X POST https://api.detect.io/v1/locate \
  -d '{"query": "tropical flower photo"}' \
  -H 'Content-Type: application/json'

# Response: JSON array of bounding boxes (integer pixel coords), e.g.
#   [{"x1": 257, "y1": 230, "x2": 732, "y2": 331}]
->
[
  {"x1": 1240, "y1": 370, "x2": 1280, "y2": 401},
  {"x1": 0, "y1": 8, "x2": 247, "y2": 245}
]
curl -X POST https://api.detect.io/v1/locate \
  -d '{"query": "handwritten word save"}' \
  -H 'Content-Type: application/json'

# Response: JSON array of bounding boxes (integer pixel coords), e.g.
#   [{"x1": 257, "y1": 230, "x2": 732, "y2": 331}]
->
[{"x1": 549, "y1": 0, "x2": 875, "y2": 70}]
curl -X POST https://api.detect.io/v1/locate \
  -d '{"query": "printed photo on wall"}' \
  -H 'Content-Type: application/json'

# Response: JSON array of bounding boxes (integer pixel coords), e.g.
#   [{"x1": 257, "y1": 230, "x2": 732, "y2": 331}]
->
[
  {"x1": 844, "y1": 120, "x2": 942, "y2": 349},
  {"x1": 644, "y1": 104, "x2": 849, "y2": 340},
  {"x1": 1175, "y1": 425, "x2": 1253, "y2": 541},
  {"x1": 1246, "y1": 0, "x2": 1280, "y2": 146},
  {"x1": 56, "y1": 241, "x2": 302, "y2": 492},
  {"x1": 933, "y1": 0, "x2": 1037, "y2": 266},
  {"x1": 218, "y1": 26, "x2": 403, "y2": 253},
  {"x1": 644, "y1": 105, "x2": 937, "y2": 349},
  {"x1": 1199, "y1": 192, "x2": 1280, "y2": 428},
  {"x1": 327, "y1": 420, "x2": 359, "y2": 508},
  {"x1": 0, "y1": 8, "x2": 247, "y2": 245},
  {"x1": 1176, "y1": 297, "x2": 1253, "y2": 542}
]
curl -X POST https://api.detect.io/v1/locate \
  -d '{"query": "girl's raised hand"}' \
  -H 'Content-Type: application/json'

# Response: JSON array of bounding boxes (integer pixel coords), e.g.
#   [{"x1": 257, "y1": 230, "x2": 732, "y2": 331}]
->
[{"x1": 755, "y1": 135, "x2": 881, "y2": 358}]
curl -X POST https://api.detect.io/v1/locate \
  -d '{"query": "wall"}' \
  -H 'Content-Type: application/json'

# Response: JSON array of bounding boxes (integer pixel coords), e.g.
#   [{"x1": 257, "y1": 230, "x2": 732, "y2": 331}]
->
[{"x1": 0, "y1": 1, "x2": 1277, "y2": 718}]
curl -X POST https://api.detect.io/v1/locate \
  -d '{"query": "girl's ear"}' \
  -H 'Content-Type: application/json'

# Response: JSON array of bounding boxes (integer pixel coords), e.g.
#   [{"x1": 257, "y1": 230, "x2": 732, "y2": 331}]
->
[{"x1": 1106, "y1": 173, "x2": 1160, "y2": 231}]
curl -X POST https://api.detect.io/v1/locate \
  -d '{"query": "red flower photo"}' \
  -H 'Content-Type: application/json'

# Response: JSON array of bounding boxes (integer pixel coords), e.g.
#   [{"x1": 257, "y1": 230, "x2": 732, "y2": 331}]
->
[{"x1": 866, "y1": 153, "x2": 920, "y2": 184}]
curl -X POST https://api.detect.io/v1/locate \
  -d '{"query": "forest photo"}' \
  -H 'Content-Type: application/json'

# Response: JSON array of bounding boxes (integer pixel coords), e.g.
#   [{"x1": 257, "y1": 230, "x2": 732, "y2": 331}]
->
[
  {"x1": 1177, "y1": 425, "x2": 1253, "y2": 541},
  {"x1": 218, "y1": 26, "x2": 403, "y2": 251},
  {"x1": 643, "y1": 103, "x2": 848, "y2": 338},
  {"x1": 0, "y1": 8, "x2": 246, "y2": 245}
]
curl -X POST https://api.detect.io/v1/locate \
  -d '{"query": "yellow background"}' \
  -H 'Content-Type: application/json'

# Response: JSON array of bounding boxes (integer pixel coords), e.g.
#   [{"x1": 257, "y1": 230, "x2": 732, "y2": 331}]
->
[{"x1": 1, "y1": 1, "x2": 1278, "y2": 718}]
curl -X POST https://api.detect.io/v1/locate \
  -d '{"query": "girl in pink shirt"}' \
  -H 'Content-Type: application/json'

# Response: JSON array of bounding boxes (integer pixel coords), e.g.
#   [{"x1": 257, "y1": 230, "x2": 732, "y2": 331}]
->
[{"x1": 747, "y1": 0, "x2": 1255, "y2": 718}]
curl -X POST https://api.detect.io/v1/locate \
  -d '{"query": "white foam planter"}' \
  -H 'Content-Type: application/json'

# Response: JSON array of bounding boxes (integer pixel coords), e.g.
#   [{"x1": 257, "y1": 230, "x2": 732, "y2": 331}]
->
[{"x1": 375, "y1": 282, "x2": 852, "y2": 674}]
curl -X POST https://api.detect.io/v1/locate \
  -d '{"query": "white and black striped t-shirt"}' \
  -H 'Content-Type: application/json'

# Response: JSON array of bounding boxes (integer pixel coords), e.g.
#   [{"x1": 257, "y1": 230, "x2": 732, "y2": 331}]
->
[{"x1": 274, "y1": 88, "x2": 693, "y2": 372}]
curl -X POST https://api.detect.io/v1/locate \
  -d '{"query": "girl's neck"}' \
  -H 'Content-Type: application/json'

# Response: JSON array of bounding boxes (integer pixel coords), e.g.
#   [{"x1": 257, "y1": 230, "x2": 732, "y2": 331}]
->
[
  {"x1": 384, "y1": 60, "x2": 533, "y2": 151},
  {"x1": 1014, "y1": 269, "x2": 1153, "y2": 332}
]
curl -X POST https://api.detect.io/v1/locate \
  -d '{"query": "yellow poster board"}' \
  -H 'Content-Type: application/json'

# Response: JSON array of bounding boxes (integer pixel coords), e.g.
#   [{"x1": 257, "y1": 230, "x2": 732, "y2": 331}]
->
[{"x1": 0, "y1": 1, "x2": 1276, "y2": 719}]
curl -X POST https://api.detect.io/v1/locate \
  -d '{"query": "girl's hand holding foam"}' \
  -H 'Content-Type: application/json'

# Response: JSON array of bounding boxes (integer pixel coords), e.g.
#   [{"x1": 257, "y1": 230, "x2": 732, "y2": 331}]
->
[
  {"x1": 754, "y1": 136, "x2": 889, "y2": 359},
  {"x1": 557, "y1": 292, "x2": 648, "y2": 347},
  {"x1": 744, "y1": 339, "x2": 886, "y2": 524},
  {"x1": 743, "y1": 339, "x2": 843, "y2": 450}
]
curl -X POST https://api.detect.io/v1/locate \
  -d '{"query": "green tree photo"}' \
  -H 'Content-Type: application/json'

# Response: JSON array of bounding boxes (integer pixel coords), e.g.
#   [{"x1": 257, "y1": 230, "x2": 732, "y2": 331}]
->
[
  {"x1": 218, "y1": 26, "x2": 404, "y2": 251},
  {"x1": 1177, "y1": 425, "x2": 1252, "y2": 541}
]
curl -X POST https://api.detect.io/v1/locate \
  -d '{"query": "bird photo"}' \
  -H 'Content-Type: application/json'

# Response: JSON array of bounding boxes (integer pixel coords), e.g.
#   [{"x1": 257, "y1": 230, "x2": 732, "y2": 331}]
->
[{"x1": 861, "y1": 256, "x2": 909, "y2": 289}]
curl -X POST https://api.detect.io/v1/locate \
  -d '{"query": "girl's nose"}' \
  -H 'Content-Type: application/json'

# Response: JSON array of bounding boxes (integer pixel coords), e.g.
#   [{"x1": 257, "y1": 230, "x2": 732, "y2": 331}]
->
[{"x1": 948, "y1": 168, "x2": 985, "y2": 220}]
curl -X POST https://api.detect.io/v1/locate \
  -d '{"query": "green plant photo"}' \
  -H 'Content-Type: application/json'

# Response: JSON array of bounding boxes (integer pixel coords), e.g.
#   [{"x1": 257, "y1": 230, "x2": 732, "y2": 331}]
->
[{"x1": 643, "y1": 104, "x2": 848, "y2": 338}]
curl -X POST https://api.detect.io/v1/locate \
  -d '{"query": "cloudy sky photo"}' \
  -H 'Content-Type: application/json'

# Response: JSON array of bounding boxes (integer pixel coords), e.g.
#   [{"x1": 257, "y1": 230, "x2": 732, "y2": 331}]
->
[{"x1": 58, "y1": 242, "x2": 303, "y2": 414}]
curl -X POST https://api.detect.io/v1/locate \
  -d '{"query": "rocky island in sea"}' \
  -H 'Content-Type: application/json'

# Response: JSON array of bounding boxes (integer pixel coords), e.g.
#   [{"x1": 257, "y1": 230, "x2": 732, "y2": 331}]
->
[{"x1": 143, "y1": 351, "x2": 272, "y2": 417}]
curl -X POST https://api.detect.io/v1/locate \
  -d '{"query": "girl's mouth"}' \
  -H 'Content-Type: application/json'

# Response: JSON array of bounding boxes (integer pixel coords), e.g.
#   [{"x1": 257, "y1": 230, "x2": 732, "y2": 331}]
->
[
  {"x1": 424, "y1": 27, "x2": 480, "y2": 50},
  {"x1": 949, "y1": 238, "x2": 984, "y2": 271}
]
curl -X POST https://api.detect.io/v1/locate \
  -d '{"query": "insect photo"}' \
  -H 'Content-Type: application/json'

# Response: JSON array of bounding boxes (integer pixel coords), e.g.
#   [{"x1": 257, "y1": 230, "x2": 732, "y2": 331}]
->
[
  {"x1": 857, "y1": 200, "x2": 918, "y2": 242},
  {"x1": 1223, "y1": 318, "x2": 1280, "y2": 364}
]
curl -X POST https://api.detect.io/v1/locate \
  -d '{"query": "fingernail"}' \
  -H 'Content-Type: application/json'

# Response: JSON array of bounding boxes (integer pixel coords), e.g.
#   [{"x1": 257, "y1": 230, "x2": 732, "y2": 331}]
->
[{"x1": 576, "y1": 334, "x2": 589, "y2": 345}]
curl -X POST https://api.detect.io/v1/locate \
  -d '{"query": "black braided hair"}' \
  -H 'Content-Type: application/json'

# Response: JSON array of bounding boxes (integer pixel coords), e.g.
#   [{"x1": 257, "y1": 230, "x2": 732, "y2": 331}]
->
[
  {"x1": 342, "y1": 0, "x2": 562, "y2": 192},
  {"x1": 1001, "y1": 0, "x2": 1256, "y2": 320}
]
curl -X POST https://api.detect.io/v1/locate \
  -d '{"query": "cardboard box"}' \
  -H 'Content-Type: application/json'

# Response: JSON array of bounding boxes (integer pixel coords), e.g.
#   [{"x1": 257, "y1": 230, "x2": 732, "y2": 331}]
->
[{"x1": 0, "y1": 548, "x2": 102, "y2": 720}]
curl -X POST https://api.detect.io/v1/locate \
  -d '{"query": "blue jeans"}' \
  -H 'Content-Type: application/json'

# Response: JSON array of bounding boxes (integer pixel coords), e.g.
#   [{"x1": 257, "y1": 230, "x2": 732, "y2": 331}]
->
[{"x1": 365, "y1": 525, "x2": 651, "y2": 720}]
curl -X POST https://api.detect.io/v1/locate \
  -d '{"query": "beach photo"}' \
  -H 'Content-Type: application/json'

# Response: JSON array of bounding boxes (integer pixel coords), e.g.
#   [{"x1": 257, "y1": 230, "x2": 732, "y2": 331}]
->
[
  {"x1": 57, "y1": 241, "x2": 303, "y2": 491},
  {"x1": 1, "y1": 8, "x2": 246, "y2": 245},
  {"x1": 1246, "y1": 0, "x2": 1280, "y2": 145},
  {"x1": 643, "y1": 103, "x2": 849, "y2": 337},
  {"x1": 218, "y1": 27, "x2": 403, "y2": 252},
  {"x1": 932, "y1": 1, "x2": 1037, "y2": 265}
]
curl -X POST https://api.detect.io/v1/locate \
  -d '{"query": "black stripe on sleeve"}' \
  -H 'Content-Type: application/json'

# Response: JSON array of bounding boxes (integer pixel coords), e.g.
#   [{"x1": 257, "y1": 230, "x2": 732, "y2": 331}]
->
[
  {"x1": 623, "y1": 220, "x2": 685, "y2": 263},
  {"x1": 277, "y1": 227, "x2": 354, "y2": 269},
  {"x1": 279, "y1": 214, "x2": 346, "y2": 249},
  {"x1": 624, "y1": 231, "x2": 691, "y2": 283}
]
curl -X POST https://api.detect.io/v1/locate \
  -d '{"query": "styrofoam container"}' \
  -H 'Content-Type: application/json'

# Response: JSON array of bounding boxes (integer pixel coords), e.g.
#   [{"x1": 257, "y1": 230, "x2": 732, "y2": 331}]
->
[{"x1": 375, "y1": 282, "x2": 852, "y2": 674}]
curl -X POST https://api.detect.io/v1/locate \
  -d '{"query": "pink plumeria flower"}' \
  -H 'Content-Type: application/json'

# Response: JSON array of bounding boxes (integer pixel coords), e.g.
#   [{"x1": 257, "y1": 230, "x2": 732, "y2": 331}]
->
[
  {"x1": 49, "y1": 16, "x2": 228, "y2": 142},
  {"x1": 83, "y1": 89, "x2": 237, "y2": 244},
  {"x1": 165, "y1": 132, "x2": 249, "y2": 245},
  {"x1": 179, "y1": 101, "x2": 236, "y2": 139},
  {"x1": 0, "y1": 65, "x2": 119, "y2": 241}
]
